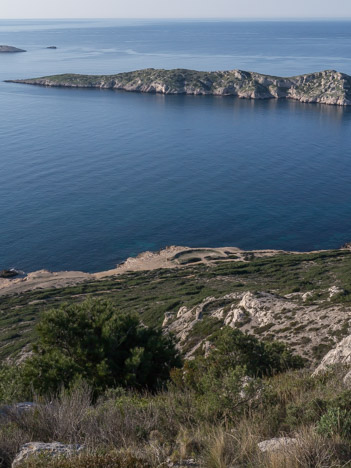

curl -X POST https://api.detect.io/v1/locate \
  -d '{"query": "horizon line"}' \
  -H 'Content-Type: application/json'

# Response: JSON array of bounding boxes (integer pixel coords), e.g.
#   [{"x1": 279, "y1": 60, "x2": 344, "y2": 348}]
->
[{"x1": 1, "y1": 17, "x2": 351, "y2": 21}]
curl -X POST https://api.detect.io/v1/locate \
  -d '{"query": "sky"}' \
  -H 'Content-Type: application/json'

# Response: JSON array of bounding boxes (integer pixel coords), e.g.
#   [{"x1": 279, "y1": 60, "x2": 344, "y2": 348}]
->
[{"x1": 1, "y1": 0, "x2": 351, "y2": 19}]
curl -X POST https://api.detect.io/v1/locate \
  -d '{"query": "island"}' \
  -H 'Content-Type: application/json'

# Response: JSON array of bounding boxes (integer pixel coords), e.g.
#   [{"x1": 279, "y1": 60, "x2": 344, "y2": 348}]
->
[
  {"x1": 6, "y1": 68, "x2": 351, "y2": 106},
  {"x1": 0, "y1": 45, "x2": 26, "y2": 53}
]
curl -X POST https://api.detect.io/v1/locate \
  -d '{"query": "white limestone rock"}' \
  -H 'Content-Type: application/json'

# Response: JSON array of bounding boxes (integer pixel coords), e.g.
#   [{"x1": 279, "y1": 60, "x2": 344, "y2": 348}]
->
[
  {"x1": 258, "y1": 437, "x2": 298, "y2": 453},
  {"x1": 313, "y1": 335, "x2": 351, "y2": 375},
  {"x1": 328, "y1": 286, "x2": 345, "y2": 300},
  {"x1": 12, "y1": 442, "x2": 84, "y2": 467}
]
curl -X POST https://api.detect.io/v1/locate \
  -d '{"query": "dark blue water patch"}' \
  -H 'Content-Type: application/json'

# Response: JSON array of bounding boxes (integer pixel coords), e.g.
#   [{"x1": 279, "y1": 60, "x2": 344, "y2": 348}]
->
[
  {"x1": 1, "y1": 82, "x2": 351, "y2": 272},
  {"x1": 1, "y1": 19, "x2": 351, "y2": 272}
]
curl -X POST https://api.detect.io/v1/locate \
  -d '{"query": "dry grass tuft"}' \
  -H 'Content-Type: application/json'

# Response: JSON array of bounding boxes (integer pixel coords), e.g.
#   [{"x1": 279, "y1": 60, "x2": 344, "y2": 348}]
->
[
  {"x1": 15, "y1": 451, "x2": 152, "y2": 468},
  {"x1": 260, "y1": 427, "x2": 351, "y2": 468}
]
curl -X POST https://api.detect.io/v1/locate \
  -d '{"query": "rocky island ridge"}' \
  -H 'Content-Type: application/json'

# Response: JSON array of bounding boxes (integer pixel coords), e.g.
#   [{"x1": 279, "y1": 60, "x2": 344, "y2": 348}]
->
[
  {"x1": 0, "y1": 45, "x2": 26, "y2": 53},
  {"x1": 6, "y1": 68, "x2": 351, "y2": 106}
]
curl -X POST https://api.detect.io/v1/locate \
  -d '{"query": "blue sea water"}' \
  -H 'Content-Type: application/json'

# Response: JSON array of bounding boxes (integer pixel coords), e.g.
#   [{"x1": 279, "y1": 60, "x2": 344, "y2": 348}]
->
[{"x1": 1, "y1": 19, "x2": 351, "y2": 272}]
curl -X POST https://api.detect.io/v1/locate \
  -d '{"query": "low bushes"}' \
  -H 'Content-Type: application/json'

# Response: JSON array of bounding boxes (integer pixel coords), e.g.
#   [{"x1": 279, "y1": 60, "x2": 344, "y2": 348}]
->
[
  {"x1": 1, "y1": 300, "x2": 351, "y2": 467},
  {"x1": 1, "y1": 369, "x2": 351, "y2": 467}
]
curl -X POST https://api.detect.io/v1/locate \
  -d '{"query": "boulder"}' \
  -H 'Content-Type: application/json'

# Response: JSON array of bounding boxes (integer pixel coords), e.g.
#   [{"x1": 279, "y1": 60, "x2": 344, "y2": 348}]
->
[
  {"x1": 12, "y1": 442, "x2": 84, "y2": 467},
  {"x1": 0, "y1": 269, "x2": 19, "y2": 278},
  {"x1": 258, "y1": 437, "x2": 298, "y2": 453}
]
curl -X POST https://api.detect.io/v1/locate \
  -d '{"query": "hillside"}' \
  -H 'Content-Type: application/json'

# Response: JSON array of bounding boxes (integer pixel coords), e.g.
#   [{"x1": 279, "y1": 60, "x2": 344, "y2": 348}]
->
[
  {"x1": 2, "y1": 247, "x2": 351, "y2": 365},
  {"x1": 7, "y1": 68, "x2": 351, "y2": 106},
  {"x1": 3, "y1": 248, "x2": 351, "y2": 467}
]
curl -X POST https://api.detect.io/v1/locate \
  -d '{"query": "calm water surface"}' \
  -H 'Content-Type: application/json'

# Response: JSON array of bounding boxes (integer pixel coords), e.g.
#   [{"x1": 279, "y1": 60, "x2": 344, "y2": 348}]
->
[{"x1": 1, "y1": 20, "x2": 351, "y2": 272}]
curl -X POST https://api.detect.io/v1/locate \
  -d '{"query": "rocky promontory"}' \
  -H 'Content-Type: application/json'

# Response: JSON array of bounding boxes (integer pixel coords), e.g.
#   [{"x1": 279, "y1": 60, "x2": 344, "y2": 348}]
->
[
  {"x1": 7, "y1": 68, "x2": 351, "y2": 106},
  {"x1": 0, "y1": 45, "x2": 26, "y2": 53}
]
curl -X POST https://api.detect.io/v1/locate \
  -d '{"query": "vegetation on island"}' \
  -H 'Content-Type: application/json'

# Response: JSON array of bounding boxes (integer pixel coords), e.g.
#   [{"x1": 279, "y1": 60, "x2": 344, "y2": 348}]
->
[{"x1": 7, "y1": 68, "x2": 351, "y2": 106}]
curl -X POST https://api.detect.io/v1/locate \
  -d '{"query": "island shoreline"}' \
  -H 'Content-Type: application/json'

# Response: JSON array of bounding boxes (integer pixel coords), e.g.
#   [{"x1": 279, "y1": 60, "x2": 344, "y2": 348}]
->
[{"x1": 6, "y1": 67, "x2": 351, "y2": 106}]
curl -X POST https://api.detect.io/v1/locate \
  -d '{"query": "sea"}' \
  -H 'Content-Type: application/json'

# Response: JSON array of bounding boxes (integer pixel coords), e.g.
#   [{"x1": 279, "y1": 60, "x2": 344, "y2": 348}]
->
[{"x1": 1, "y1": 19, "x2": 351, "y2": 272}]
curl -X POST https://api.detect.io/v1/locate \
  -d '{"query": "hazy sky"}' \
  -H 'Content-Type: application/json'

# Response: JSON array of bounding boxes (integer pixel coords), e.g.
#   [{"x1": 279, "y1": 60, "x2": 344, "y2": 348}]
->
[{"x1": 2, "y1": 0, "x2": 351, "y2": 19}]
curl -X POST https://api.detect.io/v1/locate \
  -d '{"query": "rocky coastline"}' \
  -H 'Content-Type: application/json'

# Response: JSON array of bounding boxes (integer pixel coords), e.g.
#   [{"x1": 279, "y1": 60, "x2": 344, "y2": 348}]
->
[
  {"x1": 0, "y1": 245, "x2": 347, "y2": 297},
  {"x1": 7, "y1": 68, "x2": 351, "y2": 106}
]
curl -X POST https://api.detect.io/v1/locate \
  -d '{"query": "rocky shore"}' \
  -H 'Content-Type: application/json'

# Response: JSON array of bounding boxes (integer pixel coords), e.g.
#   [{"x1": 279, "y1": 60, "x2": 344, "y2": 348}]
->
[
  {"x1": 7, "y1": 68, "x2": 351, "y2": 106},
  {"x1": 0, "y1": 245, "x2": 341, "y2": 297}
]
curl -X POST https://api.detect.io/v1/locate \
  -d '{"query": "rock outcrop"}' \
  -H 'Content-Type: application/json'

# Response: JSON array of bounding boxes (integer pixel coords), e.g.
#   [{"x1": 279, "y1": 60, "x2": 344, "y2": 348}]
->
[
  {"x1": 0, "y1": 269, "x2": 19, "y2": 278},
  {"x1": 0, "y1": 45, "x2": 26, "y2": 53},
  {"x1": 7, "y1": 68, "x2": 351, "y2": 106},
  {"x1": 12, "y1": 442, "x2": 84, "y2": 467},
  {"x1": 313, "y1": 335, "x2": 351, "y2": 375},
  {"x1": 163, "y1": 289, "x2": 351, "y2": 362}
]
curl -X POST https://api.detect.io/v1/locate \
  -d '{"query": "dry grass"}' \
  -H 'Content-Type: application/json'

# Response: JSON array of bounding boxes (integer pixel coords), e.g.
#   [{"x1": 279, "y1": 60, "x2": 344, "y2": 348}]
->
[
  {"x1": 2, "y1": 369, "x2": 351, "y2": 467},
  {"x1": 205, "y1": 428, "x2": 238, "y2": 468},
  {"x1": 14, "y1": 451, "x2": 152, "y2": 468},
  {"x1": 259, "y1": 427, "x2": 351, "y2": 468}
]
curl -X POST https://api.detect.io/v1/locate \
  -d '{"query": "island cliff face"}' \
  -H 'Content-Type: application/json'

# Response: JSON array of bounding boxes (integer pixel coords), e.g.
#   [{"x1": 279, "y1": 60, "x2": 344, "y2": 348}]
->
[{"x1": 7, "y1": 68, "x2": 351, "y2": 106}]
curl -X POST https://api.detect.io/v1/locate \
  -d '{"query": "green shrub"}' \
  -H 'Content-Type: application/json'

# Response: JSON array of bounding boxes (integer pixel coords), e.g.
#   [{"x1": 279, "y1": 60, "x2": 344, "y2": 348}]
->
[
  {"x1": 208, "y1": 327, "x2": 304, "y2": 378},
  {"x1": 0, "y1": 365, "x2": 31, "y2": 403},
  {"x1": 22, "y1": 299, "x2": 181, "y2": 395},
  {"x1": 285, "y1": 398, "x2": 327, "y2": 429},
  {"x1": 170, "y1": 327, "x2": 303, "y2": 423},
  {"x1": 171, "y1": 328, "x2": 303, "y2": 398},
  {"x1": 317, "y1": 407, "x2": 351, "y2": 438},
  {"x1": 195, "y1": 365, "x2": 262, "y2": 421}
]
